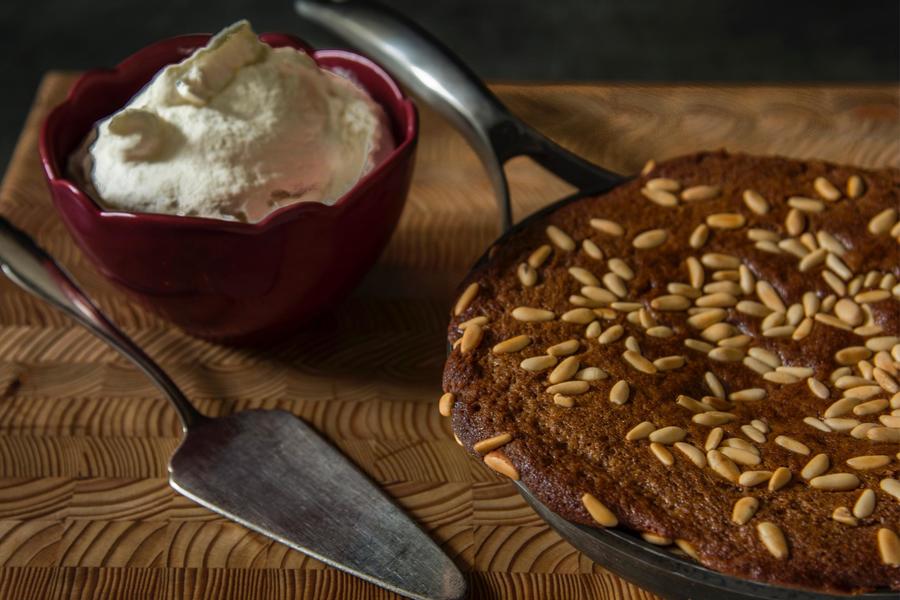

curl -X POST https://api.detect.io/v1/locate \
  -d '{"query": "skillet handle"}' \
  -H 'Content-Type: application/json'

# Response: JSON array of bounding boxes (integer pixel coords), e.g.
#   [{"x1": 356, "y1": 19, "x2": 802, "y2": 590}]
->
[{"x1": 295, "y1": 0, "x2": 621, "y2": 232}]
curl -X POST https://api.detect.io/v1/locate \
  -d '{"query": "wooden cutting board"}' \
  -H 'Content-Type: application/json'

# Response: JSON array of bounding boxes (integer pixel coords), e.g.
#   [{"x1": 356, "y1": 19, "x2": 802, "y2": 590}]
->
[{"x1": 0, "y1": 74, "x2": 897, "y2": 600}]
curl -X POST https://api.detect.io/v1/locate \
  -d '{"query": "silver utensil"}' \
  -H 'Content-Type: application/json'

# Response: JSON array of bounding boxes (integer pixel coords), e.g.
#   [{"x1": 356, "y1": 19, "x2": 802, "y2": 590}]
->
[
  {"x1": 0, "y1": 216, "x2": 466, "y2": 600},
  {"x1": 295, "y1": 0, "x2": 621, "y2": 234},
  {"x1": 294, "y1": 3, "x2": 894, "y2": 599}
]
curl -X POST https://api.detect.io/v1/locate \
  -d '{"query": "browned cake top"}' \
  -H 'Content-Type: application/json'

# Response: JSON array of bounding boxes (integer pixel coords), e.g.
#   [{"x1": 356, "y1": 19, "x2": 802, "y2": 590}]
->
[{"x1": 441, "y1": 151, "x2": 900, "y2": 593}]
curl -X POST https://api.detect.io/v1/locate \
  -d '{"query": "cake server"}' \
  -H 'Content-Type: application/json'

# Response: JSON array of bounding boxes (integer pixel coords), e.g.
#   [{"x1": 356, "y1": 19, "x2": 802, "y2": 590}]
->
[
  {"x1": 0, "y1": 216, "x2": 466, "y2": 600},
  {"x1": 294, "y1": 2, "x2": 894, "y2": 598}
]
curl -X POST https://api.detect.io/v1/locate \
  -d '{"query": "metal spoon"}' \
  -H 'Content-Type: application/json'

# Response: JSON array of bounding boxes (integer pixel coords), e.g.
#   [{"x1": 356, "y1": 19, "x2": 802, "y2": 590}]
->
[{"x1": 0, "y1": 216, "x2": 466, "y2": 600}]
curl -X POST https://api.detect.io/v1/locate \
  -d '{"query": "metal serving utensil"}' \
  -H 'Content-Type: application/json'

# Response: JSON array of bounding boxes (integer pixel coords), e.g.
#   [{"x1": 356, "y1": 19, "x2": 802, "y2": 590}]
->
[
  {"x1": 0, "y1": 216, "x2": 466, "y2": 600},
  {"x1": 294, "y1": 3, "x2": 895, "y2": 598},
  {"x1": 296, "y1": 0, "x2": 622, "y2": 234}
]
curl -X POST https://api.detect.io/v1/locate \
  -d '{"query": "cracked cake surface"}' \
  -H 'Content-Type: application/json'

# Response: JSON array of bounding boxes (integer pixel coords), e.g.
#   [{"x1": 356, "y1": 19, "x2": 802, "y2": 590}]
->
[{"x1": 441, "y1": 151, "x2": 900, "y2": 593}]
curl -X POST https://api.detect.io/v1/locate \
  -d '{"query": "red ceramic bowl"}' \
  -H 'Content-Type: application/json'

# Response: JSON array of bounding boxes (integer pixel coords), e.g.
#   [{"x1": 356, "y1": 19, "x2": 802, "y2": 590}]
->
[{"x1": 40, "y1": 33, "x2": 417, "y2": 345}]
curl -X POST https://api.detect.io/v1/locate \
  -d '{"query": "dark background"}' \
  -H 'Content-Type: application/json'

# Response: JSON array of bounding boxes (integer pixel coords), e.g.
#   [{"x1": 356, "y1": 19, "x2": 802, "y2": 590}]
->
[{"x1": 1, "y1": 0, "x2": 898, "y2": 172}]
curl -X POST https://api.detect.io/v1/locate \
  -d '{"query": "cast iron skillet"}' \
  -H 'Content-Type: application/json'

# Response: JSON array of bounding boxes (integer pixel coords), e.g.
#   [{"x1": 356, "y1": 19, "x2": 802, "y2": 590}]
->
[{"x1": 295, "y1": 2, "x2": 893, "y2": 598}]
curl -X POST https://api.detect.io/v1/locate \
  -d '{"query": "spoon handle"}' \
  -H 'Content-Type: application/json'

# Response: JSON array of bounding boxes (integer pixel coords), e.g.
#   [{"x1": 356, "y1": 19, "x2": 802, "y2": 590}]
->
[{"x1": 0, "y1": 216, "x2": 203, "y2": 430}]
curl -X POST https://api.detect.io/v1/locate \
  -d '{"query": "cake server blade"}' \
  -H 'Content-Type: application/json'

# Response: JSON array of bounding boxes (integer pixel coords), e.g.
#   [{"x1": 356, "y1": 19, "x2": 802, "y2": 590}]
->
[
  {"x1": 169, "y1": 410, "x2": 466, "y2": 600},
  {"x1": 0, "y1": 216, "x2": 466, "y2": 600}
]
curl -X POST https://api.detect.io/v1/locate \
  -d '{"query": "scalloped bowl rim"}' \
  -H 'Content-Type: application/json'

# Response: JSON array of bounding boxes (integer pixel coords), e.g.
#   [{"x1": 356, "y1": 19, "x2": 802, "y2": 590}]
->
[{"x1": 39, "y1": 32, "x2": 418, "y2": 234}]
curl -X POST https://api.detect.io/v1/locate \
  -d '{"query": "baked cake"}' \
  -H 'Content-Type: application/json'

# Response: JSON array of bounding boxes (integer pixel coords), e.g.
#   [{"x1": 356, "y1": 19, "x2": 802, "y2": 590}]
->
[{"x1": 440, "y1": 151, "x2": 899, "y2": 593}]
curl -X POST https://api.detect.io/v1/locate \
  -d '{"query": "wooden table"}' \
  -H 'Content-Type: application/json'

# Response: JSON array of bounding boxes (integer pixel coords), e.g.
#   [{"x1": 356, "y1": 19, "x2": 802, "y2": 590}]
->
[{"x1": 0, "y1": 75, "x2": 897, "y2": 600}]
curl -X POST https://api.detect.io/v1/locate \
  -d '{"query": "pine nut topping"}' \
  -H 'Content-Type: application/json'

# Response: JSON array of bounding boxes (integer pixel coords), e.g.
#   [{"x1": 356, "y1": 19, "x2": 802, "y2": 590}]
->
[
  {"x1": 520, "y1": 355, "x2": 557, "y2": 371},
  {"x1": 460, "y1": 323, "x2": 484, "y2": 354},
  {"x1": 603, "y1": 273, "x2": 628, "y2": 297},
  {"x1": 755, "y1": 280, "x2": 786, "y2": 313},
  {"x1": 807, "y1": 377, "x2": 830, "y2": 399},
  {"x1": 682, "y1": 184, "x2": 720, "y2": 201},
  {"x1": 633, "y1": 228, "x2": 669, "y2": 249},
  {"x1": 610, "y1": 380, "x2": 630, "y2": 405},
  {"x1": 650, "y1": 442, "x2": 674, "y2": 466},
  {"x1": 607, "y1": 258, "x2": 635, "y2": 280},
  {"x1": 438, "y1": 392, "x2": 455, "y2": 417},
  {"x1": 547, "y1": 339, "x2": 579, "y2": 357},
  {"x1": 788, "y1": 196, "x2": 825, "y2": 213},
  {"x1": 642, "y1": 187, "x2": 679, "y2": 207},
  {"x1": 739, "y1": 471, "x2": 772, "y2": 487},
  {"x1": 576, "y1": 367, "x2": 607, "y2": 381},
  {"x1": 493, "y1": 334, "x2": 531, "y2": 354},
  {"x1": 785, "y1": 208, "x2": 806, "y2": 236},
  {"x1": 581, "y1": 493, "x2": 618, "y2": 527},
  {"x1": 853, "y1": 489, "x2": 876, "y2": 519},
  {"x1": 835, "y1": 346, "x2": 872, "y2": 365},
  {"x1": 809, "y1": 473, "x2": 860, "y2": 491},
  {"x1": 561, "y1": 308, "x2": 596, "y2": 324},
  {"x1": 654, "y1": 355, "x2": 685, "y2": 370},
  {"x1": 528, "y1": 244, "x2": 552, "y2": 269},
  {"x1": 626, "y1": 421, "x2": 656, "y2": 441},
  {"x1": 649, "y1": 426, "x2": 687, "y2": 445},
  {"x1": 688, "y1": 308, "x2": 726, "y2": 328},
  {"x1": 598, "y1": 324, "x2": 625, "y2": 344},
  {"x1": 674, "y1": 442, "x2": 707, "y2": 467},
  {"x1": 757, "y1": 522, "x2": 789, "y2": 558},
  {"x1": 512, "y1": 306, "x2": 555, "y2": 322},
  {"x1": 646, "y1": 177, "x2": 680, "y2": 192},
  {"x1": 483, "y1": 450, "x2": 519, "y2": 480},
  {"x1": 856, "y1": 290, "x2": 891, "y2": 304},
  {"x1": 647, "y1": 326, "x2": 675, "y2": 338},
  {"x1": 651, "y1": 294, "x2": 691, "y2": 311},
  {"x1": 846, "y1": 455, "x2": 890, "y2": 470},
  {"x1": 732, "y1": 497, "x2": 759, "y2": 524},
  {"x1": 708, "y1": 347, "x2": 744, "y2": 362},
  {"x1": 546, "y1": 225, "x2": 575, "y2": 250},
  {"x1": 832, "y1": 506, "x2": 858, "y2": 526},
  {"x1": 814, "y1": 176, "x2": 841, "y2": 201},
  {"x1": 769, "y1": 467, "x2": 792, "y2": 491},
  {"x1": 693, "y1": 411, "x2": 737, "y2": 427},
  {"x1": 689, "y1": 224, "x2": 710, "y2": 249},
  {"x1": 620, "y1": 350, "x2": 655, "y2": 374},
  {"x1": 743, "y1": 189, "x2": 769, "y2": 214},
  {"x1": 454, "y1": 282, "x2": 479, "y2": 315},
  {"x1": 568, "y1": 266, "x2": 599, "y2": 286},
  {"x1": 553, "y1": 394, "x2": 574, "y2": 407},
  {"x1": 775, "y1": 435, "x2": 810, "y2": 455},
  {"x1": 878, "y1": 528, "x2": 900, "y2": 566},
  {"x1": 868, "y1": 208, "x2": 897, "y2": 235},
  {"x1": 459, "y1": 316, "x2": 488, "y2": 330},
  {"x1": 707, "y1": 213, "x2": 746, "y2": 229},
  {"x1": 720, "y1": 446, "x2": 761, "y2": 466},
  {"x1": 641, "y1": 159, "x2": 656, "y2": 176},
  {"x1": 474, "y1": 432, "x2": 513, "y2": 454},
  {"x1": 705, "y1": 427, "x2": 724, "y2": 451},
  {"x1": 517, "y1": 263, "x2": 538, "y2": 286},
  {"x1": 729, "y1": 388, "x2": 766, "y2": 402},
  {"x1": 548, "y1": 356, "x2": 580, "y2": 384},
  {"x1": 590, "y1": 218, "x2": 625, "y2": 236},
  {"x1": 707, "y1": 450, "x2": 741, "y2": 483},
  {"x1": 546, "y1": 380, "x2": 590, "y2": 395},
  {"x1": 846, "y1": 175, "x2": 865, "y2": 198},
  {"x1": 800, "y1": 453, "x2": 830, "y2": 480},
  {"x1": 701, "y1": 253, "x2": 741, "y2": 269},
  {"x1": 582, "y1": 239, "x2": 603, "y2": 260},
  {"x1": 881, "y1": 478, "x2": 900, "y2": 500}
]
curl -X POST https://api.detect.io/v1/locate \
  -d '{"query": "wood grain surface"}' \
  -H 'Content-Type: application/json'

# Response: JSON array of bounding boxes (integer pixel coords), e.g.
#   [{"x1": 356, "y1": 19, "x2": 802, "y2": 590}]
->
[{"x1": 0, "y1": 74, "x2": 897, "y2": 600}]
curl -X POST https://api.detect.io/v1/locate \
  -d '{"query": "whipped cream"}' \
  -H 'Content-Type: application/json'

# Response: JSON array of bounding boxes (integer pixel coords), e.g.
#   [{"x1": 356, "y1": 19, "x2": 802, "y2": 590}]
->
[{"x1": 73, "y1": 21, "x2": 395, "y2": 222}]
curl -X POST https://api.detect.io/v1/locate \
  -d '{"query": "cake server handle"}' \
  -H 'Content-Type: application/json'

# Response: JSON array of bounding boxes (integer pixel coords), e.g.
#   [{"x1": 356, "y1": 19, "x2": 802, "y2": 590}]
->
[
  {"x1": 0, "y1": 216, "x2": 203, "y2": 430},
  {"x1": 295, "y1": 0, "x2": 621, "y2": 232}
]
